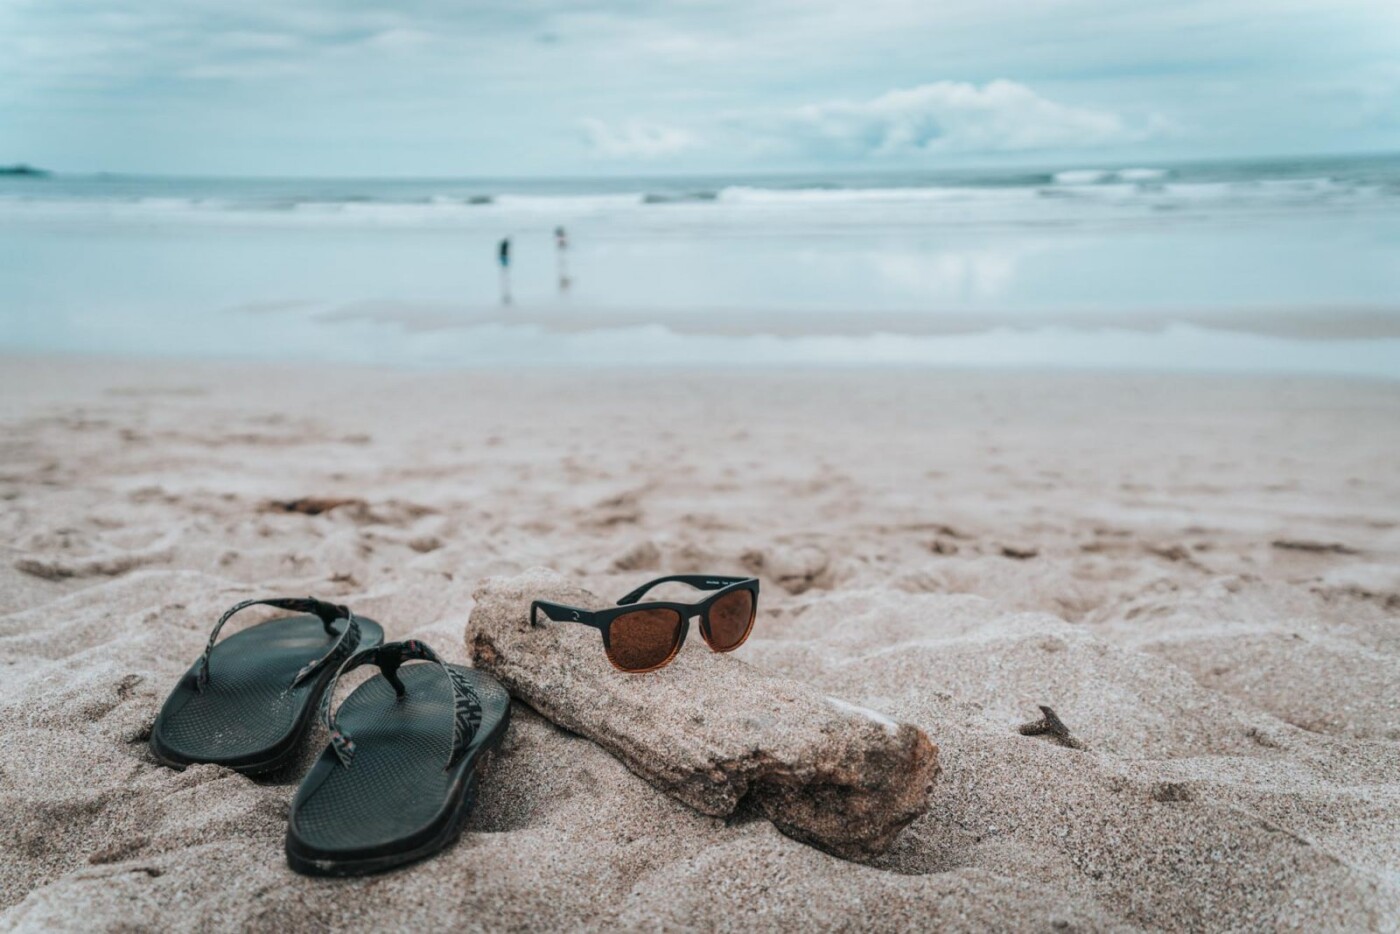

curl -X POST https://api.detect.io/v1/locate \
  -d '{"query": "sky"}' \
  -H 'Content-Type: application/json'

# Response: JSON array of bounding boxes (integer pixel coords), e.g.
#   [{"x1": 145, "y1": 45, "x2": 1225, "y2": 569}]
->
[{"x1": 1, "y1": 0, "x2": 1397, "y2": 177}]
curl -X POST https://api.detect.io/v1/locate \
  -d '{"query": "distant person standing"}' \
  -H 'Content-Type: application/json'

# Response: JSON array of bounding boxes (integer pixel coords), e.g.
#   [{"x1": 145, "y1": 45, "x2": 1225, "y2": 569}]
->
[
  {"x1": 497, "y1": 237, "x2": 511, "y2": 305},
  {"x1": 554, "y1": 226, "x2": 571, "y2": 292}
]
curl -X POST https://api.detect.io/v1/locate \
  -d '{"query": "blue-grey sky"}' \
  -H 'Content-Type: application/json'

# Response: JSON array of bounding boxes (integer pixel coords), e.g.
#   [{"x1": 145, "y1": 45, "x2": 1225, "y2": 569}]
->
[{"x1": 2, "y1": 0, "x2": 1397, "y2": 176}]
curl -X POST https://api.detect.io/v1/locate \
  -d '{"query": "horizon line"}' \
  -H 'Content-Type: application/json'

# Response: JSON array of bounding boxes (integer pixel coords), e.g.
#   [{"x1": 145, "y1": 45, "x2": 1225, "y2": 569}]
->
[{"x1": 6, "y1": 148, "x2": 1399, "y2": 184}]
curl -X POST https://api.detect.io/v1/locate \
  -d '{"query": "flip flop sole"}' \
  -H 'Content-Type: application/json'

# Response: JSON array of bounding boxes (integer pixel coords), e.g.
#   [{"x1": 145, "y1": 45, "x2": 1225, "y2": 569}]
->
[{"x1": 285, "y1": 665, "x2": 512, "y2": 877}]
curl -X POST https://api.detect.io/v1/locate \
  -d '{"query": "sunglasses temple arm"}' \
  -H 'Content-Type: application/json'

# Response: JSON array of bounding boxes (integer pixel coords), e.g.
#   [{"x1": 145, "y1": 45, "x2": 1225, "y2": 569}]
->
[
  {"x1": 617, "y1": 575, "x2": 752, "y2": 605},
  {"x1": 530, "y1": 600, "x2": 599, "y2": 628}
]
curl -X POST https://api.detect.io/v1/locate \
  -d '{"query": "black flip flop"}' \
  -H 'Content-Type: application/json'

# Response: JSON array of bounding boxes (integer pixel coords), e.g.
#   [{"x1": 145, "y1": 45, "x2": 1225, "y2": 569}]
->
[
  {"x1": 285, "y1": 640, "x2": 511, "y2": 877},
  {"x1": 150, "y1": 597, "x2": 384, "y2": 775}
]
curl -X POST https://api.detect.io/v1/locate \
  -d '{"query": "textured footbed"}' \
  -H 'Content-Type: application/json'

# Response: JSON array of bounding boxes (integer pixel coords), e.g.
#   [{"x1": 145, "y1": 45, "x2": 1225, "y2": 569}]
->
[
  {"x1": 286, "y1": 665, "x2": 511, "y2": 875},
  {"x1": 150, "y1": 614, "x2": 384, "y2": 773}
]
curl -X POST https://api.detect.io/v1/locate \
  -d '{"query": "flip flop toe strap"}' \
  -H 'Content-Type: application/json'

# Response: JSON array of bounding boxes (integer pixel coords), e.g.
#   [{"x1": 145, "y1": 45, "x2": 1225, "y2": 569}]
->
[
  {"x1": 195, "y1": 596, "x2": 355, "y2": 692},
  {"x1": 321, "y1": 640, "x2": 483, "y2": 769}
]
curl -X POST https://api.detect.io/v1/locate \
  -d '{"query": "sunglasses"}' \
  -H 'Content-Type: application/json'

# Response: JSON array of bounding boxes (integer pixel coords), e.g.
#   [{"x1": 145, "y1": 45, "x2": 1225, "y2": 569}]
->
[{"x1": 530, "y1": 575, "x2": 760, "y2": 673}]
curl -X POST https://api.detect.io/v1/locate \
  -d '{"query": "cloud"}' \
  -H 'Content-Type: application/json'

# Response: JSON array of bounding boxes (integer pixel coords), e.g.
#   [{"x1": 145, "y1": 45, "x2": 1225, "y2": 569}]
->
[
  {"x1": 765, "y1": 80, "x2": 1170, "y2": 157},
  {"x1": 579, "y1": 117, "x2": 698, "y2": 159},
  {"x1": 577, "y1": 79, "x2": 1170, "y2": 167},
  {"x1": 0, "y1": 0, "x2": 1392, "y2": 173}
]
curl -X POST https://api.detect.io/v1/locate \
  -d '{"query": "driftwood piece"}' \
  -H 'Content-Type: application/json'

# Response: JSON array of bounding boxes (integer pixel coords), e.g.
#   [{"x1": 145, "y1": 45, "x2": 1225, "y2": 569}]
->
[
  {"x1": 467, "y1": 568, "x2": 939, "y2": 860},
  {"x1": 1018, "y1": 705, "x2": 1086, "y2": 750},
  {"x1": 262, "y1": 496, "x2": 366, "y2": 516}
]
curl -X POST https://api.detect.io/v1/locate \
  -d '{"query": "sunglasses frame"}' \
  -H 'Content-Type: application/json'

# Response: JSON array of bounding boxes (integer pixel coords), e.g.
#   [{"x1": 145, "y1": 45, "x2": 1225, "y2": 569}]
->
[{"x1": 530, "y1": 575, "x2": 760, "y2": 673}]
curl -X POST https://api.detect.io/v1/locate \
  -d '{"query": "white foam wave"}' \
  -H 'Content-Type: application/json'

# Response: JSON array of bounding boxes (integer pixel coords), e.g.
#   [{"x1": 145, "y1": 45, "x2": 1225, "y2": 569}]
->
[
  {"x1": 1053, "y1": 169, "x2": 1111, "y2": 185},
  {"x1": 0, "y1": 170, "x2": 1388, "y2": 232},
  {"x1": 716, "y1": 185, "x2": 1033, "y2": 205},
  {"x1": 1054, "y1": 167, "x2": 1169, "y2": 185},
  {"x1": 491, "y1": 192, "x2": 645, "y2": 211},
  {"x1": 1118, "y1": 168, "x2": 1168, "y2": 182}
]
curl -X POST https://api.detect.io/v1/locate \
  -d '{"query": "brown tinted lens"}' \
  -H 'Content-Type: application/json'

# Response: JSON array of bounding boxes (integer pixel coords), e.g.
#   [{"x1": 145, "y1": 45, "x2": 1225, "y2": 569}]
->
[
  {"x1": 706, "y1": 589, "x2": 754, "y2": 651},
  {"x1": 607, "y1": 608, "x2": 684, "y2": 671}
]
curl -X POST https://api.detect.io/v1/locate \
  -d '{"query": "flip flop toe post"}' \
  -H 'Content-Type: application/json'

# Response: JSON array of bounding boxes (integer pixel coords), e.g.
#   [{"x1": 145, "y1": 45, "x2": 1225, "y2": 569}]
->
[{"x1": 150, "y1": 597, "x2": 384, "y2": 775}]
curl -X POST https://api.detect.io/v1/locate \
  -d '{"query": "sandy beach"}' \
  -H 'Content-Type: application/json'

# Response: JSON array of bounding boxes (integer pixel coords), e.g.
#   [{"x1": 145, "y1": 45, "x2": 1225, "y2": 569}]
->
[{"x1": 1, "y1": 356, "x2": 1398, "y2": 931}]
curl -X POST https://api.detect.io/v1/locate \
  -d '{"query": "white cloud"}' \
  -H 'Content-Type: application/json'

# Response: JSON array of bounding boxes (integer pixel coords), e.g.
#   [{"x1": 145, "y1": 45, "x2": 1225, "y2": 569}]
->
[
  {"x1": 577, "y1": 79, "x2": 1170, "y2": 166},
  {"x1": 768, "y1": 80, "x2": 1170, "y2": 156},
  {"x1": 0, "y1": 0, "x2": 1392, "y2": 173},
  {"x1": 579, "y1": 118, "x2": 698, "y2": 159}
]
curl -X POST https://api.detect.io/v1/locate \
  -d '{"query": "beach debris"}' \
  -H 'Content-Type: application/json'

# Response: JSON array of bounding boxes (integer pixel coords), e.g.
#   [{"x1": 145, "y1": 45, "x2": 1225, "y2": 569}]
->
[
  {"x1": 1000, "y1": 544, "x2": 1039, "y2": 560},
  {"x1": 1147, "y1": 543, "x2": 1192, "y2": 562},
  {"x1": 1271, "y1": 539, "x2": 1359, "y2": 555},
  {"x1": 467, "y1": 568, "x2": 939, "y2": 861},
  {"x1": 264, "y1": 496, "x2": 366, "y2": 516},
  {"x1": 262, "y1": 496, "x2": 434, "y2": 524},
  {"x1": 1018, "y1": 705, "x2": 1085, "y2": 750}
]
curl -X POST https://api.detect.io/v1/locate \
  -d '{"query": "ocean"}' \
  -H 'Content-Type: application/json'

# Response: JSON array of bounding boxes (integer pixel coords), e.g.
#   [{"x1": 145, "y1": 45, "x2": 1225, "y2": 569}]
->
[{"x1": 3, "y1": 153, "x2": 1399, "y2": 376}]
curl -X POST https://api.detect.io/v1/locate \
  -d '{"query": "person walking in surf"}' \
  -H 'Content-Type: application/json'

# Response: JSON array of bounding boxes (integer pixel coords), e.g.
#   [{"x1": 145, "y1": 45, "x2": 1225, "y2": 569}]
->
[
  {"x1": 554, "y1": 226, "x2": 571, "y2": 292},
  {"x1": 498, "y1": 237, "x2": 512, "y2": 305}
]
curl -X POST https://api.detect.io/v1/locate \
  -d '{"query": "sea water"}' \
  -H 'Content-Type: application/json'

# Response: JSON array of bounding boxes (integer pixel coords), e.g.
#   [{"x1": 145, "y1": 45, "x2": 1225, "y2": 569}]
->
[{"x1": 2, "y1": 154, "x2": 1398, "y2": 376}]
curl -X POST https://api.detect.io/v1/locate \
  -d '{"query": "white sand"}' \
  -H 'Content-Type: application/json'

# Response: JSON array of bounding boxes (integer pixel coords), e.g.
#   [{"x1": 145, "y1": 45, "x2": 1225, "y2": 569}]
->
[{"x1": 1, "y1": 356, "x2": 1397, "y2": 931}]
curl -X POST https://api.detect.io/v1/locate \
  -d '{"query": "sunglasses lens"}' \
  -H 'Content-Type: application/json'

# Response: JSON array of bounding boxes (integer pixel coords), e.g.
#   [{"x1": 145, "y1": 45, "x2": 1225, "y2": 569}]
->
[
  {"x1": 608, "y1": 608, "x2": 684, "y2": 671},
  {"x1": 707, "y1": 589, "x2": 755, "y2": 651}
]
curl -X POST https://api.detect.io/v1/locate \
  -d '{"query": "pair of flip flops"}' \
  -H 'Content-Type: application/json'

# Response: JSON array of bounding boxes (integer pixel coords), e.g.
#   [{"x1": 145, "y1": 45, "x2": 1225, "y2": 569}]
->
[{"x1": 149, "y1": 597, "x2": 511, "y2": 877}]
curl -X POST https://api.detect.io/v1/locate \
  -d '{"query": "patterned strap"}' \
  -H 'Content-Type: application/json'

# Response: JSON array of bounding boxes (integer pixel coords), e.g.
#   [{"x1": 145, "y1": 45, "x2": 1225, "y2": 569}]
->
[
  {"x1": 195, "y1": 596, "x2": 356, "y2": 692},
  {"x1": 320, "y1": 640, "x2": 483, "y2": 769}
]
